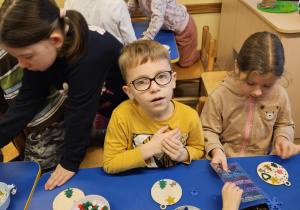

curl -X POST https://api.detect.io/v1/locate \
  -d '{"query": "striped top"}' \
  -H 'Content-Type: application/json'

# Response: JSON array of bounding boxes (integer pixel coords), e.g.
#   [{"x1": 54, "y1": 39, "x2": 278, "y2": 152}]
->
[{"x1": 0, "y1": 49, "x2": 65, "y2": 133}]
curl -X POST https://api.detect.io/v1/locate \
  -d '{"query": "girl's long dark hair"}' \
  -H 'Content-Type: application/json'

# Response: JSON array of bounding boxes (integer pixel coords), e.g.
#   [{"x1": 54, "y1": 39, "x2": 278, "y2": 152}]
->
[{"x1": 0, "y1": 0, "x2": 89, "y2": 64}]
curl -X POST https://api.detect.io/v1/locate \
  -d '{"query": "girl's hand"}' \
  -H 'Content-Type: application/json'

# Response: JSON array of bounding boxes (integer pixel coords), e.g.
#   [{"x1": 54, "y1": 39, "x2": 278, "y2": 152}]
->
[
  {"x1": 275, "y1": 136, "x2": 300, "y2": 159},
  {"x1": 161, "y1": 137, "x2": 189, "y2": 162},
  {"x1": 222, "y1": 182, "x2": 243, "y2": 210},
  {"x1": 137, "y1": 36, "x2": 150, "y2": 41},
  {"x1": 211, "y1": 148, "x2": 228, "y2": 171},
  {"x1": 44, "y1": 164, "x2": 75, "y2": 190}
]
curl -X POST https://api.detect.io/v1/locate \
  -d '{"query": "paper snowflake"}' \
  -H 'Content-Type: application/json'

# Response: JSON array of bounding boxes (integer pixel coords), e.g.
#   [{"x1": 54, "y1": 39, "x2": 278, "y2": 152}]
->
[{"x1": 266, "y1": 197, "x2": 283, "y2": 210}]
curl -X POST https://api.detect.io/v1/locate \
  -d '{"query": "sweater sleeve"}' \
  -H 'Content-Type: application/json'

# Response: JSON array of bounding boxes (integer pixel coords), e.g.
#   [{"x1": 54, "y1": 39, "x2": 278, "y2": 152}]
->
[
  {"x1": 200, "y1": 94, "x2": 225, "y2": 160},
  {"x1": 184, "y1": 112, "x2": 205, "y2": 163},
  {"x1": 103, "y1": 111, "x2": 147, "y2": 174},
  {"x1": 119, "y1": 1, "x2": 137, "y2": 44},
  {"x1": 142, "y1": 0, "x2": 166, "y2": 40},
  {"x1": 273, "y1": 88, "x2": 295, "y2": 143},
  {"x1": 0, "y1": 69, "x2": 50, "y2": 147}
]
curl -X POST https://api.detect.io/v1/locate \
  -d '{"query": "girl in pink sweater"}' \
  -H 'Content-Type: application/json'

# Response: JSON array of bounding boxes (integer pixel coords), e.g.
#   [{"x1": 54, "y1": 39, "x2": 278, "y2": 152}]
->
[{"x1": 127, "y1": 0, "x2": 201, "y2": 67}]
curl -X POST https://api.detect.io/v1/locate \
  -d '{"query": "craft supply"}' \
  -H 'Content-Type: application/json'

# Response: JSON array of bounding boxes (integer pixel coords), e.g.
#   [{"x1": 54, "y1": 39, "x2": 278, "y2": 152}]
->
[
  {"x1": 175, "y1": 206, "x2": 201, "y2": 210},
  {"x1": 261, "y1": 0, "x2": 277, "y2": 8},
  {"x1": 257, "y1": 1, "x2": 298, "y2": 13},
  {"x1": 257, "y1": 162, "x2": 290, "y2": 186},
  {"x1": 53, "y1": 188, "x2": 85, "y2": 210},
  {"x1": 190, "y1": 188, "x2": 198, "y2": 196},
  {"x1": 0, "y1": 188, "x2": 8, "y2": 207},
  {"x1": 266, "y1": 197, "x2": 283, "y2": 210},
  {"x1": 240, "y1": 202, "x2": 270, "y2": 210},
  {"x1": 70, "y1": 195, "x2": 110, "y2": 210},
  {"x1": 151, "y1": 179, "x2": 182, "y2": 209},
  {"x1": 0, "y1": 182, "x2": 16, "y2": 210},
  {"x1": 211, "y1": 162, "x2": 267, "y2": 203}
]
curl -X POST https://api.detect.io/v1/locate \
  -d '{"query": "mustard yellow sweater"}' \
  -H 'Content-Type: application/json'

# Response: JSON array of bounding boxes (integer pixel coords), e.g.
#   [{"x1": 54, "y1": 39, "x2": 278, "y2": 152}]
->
[{"x1": 103, "y1": 99, "x2": 205, "y2": 174}]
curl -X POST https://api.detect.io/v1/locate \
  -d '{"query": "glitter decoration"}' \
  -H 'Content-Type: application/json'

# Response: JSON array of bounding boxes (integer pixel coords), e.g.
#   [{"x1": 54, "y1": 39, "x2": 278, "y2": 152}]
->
[
  {"x1": 257, "y1": 162, "x2": 291, "y2": 186},
  {"x1": 64, "y1": 189, "x2": 74, "y2": 198},
  {"x1": 211, "y1": 162, "x2": 267, "y2": 203},
  {"x1": 151, "y1": 179, "x2": 182, "y2": 209},
  {"x1": 159, "y1": 180, "x2": 167, "y2": 189}
]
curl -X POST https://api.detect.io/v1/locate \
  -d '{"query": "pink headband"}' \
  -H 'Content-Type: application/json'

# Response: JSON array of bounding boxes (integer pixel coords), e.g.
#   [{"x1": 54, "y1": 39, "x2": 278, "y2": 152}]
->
[{"x1": 60, "y1": 8, "x2": 66, "y2": 18}]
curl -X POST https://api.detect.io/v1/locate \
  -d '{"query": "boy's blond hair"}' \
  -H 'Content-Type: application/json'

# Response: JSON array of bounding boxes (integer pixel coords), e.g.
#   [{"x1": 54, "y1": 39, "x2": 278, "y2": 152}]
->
[{"x1": 118, "y1": 40, "x2": 171, "y2": 83}]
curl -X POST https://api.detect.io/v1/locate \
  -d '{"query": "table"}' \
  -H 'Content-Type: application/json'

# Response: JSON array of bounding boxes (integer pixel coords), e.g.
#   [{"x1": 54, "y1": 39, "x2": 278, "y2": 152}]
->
[
  {"x1": 28, "y1": 154, "x2": 300, "y2": 209},
  {"x1": 132, "y1": 21, "x2": 179, "y2": 63},
  {"x1": 0, "y1": 161, "x2": 41, "y2": 210},
  {"x1": 217, "y1": 0, "x2": 300, "y2": 138}
]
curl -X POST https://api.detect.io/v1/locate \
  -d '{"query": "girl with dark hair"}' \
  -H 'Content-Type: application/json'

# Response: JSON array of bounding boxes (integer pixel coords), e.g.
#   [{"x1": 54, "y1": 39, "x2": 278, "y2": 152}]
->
[
  {"x1": 201, "y1": 32, "x2": 299, "y2": 171},
  {"x1": 0, "y1": 0, "x2": 127, "y2": 190}
]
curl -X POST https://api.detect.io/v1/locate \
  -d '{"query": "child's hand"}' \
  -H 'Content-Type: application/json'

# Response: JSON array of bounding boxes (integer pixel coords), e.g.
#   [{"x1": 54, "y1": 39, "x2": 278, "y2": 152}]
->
[
  {"x1": 140, "y1": 126, "x2": 181, "y2": 160},
  {"x1": 138, "y1": 36, "x2": 149, "y2": 41},
  {"x1": 275, "y1": 136, "x2": 300, "y2": 159},
  {"x1": 211, "y1": 148, "x2": 228, "y2": 171},
  {"x1": 222, "y1": 182, "x2": 243, "y2": 210},
  {"x1": 44, "y1": 164, "x2": 75, "y2": 190},
  {"x1": 161, "y1": 137, "x2": 189, "y2": 162}
]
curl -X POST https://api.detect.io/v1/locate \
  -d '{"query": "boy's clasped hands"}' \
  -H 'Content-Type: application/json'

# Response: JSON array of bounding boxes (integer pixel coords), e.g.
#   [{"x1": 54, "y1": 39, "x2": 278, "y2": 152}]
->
[{"x1": 140, "y1": 125, "x2": 189, "y2": 162}]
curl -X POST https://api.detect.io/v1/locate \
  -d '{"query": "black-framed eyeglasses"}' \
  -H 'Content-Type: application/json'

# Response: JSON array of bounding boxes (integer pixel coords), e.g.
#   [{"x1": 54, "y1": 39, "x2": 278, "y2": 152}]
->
[{"x1": 127, "y1": 71, "x2": 173, "y2": 91}]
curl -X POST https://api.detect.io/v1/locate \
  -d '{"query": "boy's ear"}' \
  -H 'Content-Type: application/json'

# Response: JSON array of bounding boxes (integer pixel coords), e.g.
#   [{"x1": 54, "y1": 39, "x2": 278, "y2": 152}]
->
[
  {"x1": 49, "y1": 29, "x2": 64, "y2": 49},
  {"x1": 172, "y1": 71, "x2": 177, "y2": 89},
  {"x1": 123, "y1": 85, "x2": 135, "y2": 99}
]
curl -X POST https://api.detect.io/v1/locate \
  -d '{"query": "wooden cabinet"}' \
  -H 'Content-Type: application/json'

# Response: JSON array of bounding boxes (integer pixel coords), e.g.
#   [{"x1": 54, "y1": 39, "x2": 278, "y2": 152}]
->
[{"x1": 217, "y1": 0, "x2": 300, "y2": 137}]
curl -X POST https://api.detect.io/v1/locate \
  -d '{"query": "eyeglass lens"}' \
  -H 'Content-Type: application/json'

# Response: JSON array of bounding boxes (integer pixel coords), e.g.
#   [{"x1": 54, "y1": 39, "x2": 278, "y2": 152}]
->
[{"x1": 133, "y1": 71, "x2": 172, "y2": 91}]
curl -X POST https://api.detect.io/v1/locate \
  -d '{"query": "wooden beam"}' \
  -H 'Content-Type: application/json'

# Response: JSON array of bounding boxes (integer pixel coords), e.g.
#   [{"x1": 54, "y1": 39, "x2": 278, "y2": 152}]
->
[
  {"x1": 186, "y1": 3, "x2": 222, "y2": 14},
  {"x1": 131, "y1": 2, "x2": 222, "y2": 18}
]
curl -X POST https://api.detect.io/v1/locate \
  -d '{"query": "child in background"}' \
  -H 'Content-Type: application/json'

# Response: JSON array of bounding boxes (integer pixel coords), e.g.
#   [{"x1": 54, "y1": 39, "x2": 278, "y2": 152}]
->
[
  {"x1": 103, "y1": 40, "x2": 205, "y2": 174},
  {"x1": 64, "y1": 0, "x2": 136, "y2": 131},
  {"x1": 201, "y1": 32, "x2": 300, "y2": 171},
  {"x1": 64, "y1": 0, "x2": 137, "y2": 45},
  {"x1": 127, "y1": 0, "x2": 200, "y2": 68},
  {"x1": 0, "y1": 0, "x2": 127, "y2": 190}
]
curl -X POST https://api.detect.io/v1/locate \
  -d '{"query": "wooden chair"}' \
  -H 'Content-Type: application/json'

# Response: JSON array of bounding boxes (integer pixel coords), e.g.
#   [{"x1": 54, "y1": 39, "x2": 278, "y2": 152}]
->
[
  {"x1": 0, "y1": 112, "x2": 26, "y2": 162},
  {"x1": 196, "y1": 71, "x2": 228, "y2": 116},
  {"x1": 173, "y1": 26, "x2": 216, "y2": 103}
]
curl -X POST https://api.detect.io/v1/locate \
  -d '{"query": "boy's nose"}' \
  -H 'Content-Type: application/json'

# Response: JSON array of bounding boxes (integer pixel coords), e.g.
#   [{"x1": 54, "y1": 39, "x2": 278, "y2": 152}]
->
[{"x1": 149, "y1": 80, "x2": 160, "y2": 92}]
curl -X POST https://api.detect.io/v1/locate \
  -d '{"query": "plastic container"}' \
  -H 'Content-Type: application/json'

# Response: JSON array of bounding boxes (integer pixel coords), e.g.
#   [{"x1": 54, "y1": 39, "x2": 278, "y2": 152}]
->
[
  {"x1": 70, "y1": 195, "x2": 110, "y2": 210},
  {"x1": 0, "y1": 182, "x2": 10, "y2": 210}
]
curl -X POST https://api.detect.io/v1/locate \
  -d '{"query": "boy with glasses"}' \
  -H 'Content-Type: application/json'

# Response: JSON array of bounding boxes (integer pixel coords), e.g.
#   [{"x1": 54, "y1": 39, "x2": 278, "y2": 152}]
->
[{"x1": 103, "y1": 40, "x2": 205, "y2": 174}]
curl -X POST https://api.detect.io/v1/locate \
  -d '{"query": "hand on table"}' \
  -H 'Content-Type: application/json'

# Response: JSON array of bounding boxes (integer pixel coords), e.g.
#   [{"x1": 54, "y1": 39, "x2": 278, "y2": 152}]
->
[
  {"x1": 222, "y1": 182, "x2": 243, "y2": 210},
  {"x1": 275, "y1": 136, "x2": 300, "y2": 159},
  {"x1": 162, "y1": 136, "x2": 188, "y2": 162},
  {"x1": 140, "y1": 125, "x2": 181, "y2": 160},
  {"x1": 137, "y1": 36, "x2": 150, "y2": 41},
  {"x1": 211, "y1": 148, "x2": 228, "y2": 172},
  {"x1": 44, "y1": 164, "x2": 75, "y2": 190}
]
